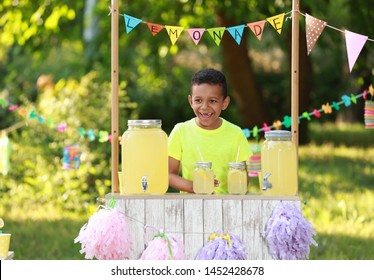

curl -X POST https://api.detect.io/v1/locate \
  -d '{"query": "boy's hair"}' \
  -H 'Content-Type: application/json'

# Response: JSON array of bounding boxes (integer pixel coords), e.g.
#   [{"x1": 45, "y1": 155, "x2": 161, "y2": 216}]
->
[{"x1": 191, "y1": 68, "x2": 228, "y2": 98}]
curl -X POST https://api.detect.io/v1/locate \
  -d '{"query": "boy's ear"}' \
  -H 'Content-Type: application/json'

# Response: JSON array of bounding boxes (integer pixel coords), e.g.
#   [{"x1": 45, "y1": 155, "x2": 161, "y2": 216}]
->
[
  {"x1": 188, "y1": 94, "x2": 193, "y2": 106},
  {"x1": 222, "y1": 96, "x2": 230, "y2": 110}
]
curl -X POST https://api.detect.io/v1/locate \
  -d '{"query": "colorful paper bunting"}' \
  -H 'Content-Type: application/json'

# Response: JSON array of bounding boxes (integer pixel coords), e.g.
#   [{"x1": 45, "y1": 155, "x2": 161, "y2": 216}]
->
[
  {"x1": 332, "y1": 101, "x2": 340, "y2": 111},
  {"x1": 341, "y1": 95, "x2": 351, "y2": 107},
  {"x1": 8, "y1": 105, "x2": 19, "y2": 111},
  {"x1": 302, "y1": 112, "x2": 311, "y2": 121},
  {"x1": 345, "y1": 30, "x2": 368, "y2": 72},
  {"x1": 99, "y1": 130, "x2": 109, "y2": 143},
  {"x1": 322, "y1": 103, "x2": 332, "y2": 114},
  {"x1": 247, "y1": 20, "x2": 266, "y2": 40},
  {"x1": 207, "y1": 27, "x2": 226, "y2": 46},
  {"x1": 283, "y1": 115, "x2": 292, "y2": 128},
  {"x1": 146, "y1": 22, "x2": 164, "y2": 36},
  {"x1": 305, "y1": 13, "x2": 326, "y2": 55},
  {"x1": 313, "y1": 109, "x2": 321, "y2": 118},
  {"x1": 266, "y1": 13, "x2": 285, "y2": 34},
  {"x1": 226, "y1": 24, "x2": 246, "y2": 45},
  {"x1": 273, "y1": 120, "x2": 282, "y2": 130},
  {"x1": 187, "y1": 28, "x2": 206, "y2": 45},
  {"x1": 165, "y1": 25, "x2": 184, "y2": 45},
  {"x1": 262, "y1": 123, "x2": 271, "y2": 132},
  {"x1": 57, "y1": 123, "x2": 67, "y2": 132},
  {"x1": 124, "y1": 14, "x2": 142, "y2": 34},
  {"x1": 242, "y1": 128, "x2": 250, "y2": 138},
  {"x1": 350, "y1": 94, "x2": 357, "y2": 104}
]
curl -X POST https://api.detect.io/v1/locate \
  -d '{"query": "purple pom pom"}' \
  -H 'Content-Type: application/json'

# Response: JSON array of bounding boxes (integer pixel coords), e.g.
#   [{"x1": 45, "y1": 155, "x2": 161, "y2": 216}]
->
[
  {"x1": 196, "y1": 230, "x2": 246, "y2": 260},
  {"x1": 264, "y1": 202, "x2": 318, "y2": 260}
]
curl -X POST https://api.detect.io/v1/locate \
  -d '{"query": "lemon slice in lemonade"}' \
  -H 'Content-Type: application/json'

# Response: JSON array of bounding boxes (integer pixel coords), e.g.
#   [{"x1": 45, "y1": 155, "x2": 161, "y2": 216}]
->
[{"x1": 0, "y1": 218, "x2": 4, "y2": 229}]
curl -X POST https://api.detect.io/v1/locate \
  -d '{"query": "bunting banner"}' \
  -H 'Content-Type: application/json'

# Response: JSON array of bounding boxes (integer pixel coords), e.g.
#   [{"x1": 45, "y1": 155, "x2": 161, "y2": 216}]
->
[
  {"x1": 305, "y1": 13, "x2": 326, "y2": 55},
  {"x1": 345, "y1": 30, "x2": 368, "y2": 72},
  {"x1": 266, "y1": 13, "x2": 285, "y2": 34},
  {"x1": 187, "y1": 28, "x2": 206, "y2": 45},
  {"x1": 247, "y1": 20, "x2": 266, "y2": 41},
  {"x1": 121, "y1": 13, "x2": 286, "y2": 46}
]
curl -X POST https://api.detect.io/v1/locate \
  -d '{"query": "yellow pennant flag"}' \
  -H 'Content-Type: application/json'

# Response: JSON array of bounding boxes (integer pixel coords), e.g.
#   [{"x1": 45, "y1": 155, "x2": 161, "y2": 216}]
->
[
  {"x1": 207, "y1": 27, "x2": 226, "y2": 46},
  {"x1": 266, "y1": 13, "x2": 285, "y2": 34},
  {"x1": 165, "y1": 26, "x2": 184, "y2": 45}
]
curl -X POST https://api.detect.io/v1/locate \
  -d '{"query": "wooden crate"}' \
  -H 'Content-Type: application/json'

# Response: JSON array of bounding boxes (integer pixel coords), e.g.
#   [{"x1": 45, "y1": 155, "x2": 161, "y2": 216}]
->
[{"x1": 105, "y1": 193, "x2": 300, "y2": 260}]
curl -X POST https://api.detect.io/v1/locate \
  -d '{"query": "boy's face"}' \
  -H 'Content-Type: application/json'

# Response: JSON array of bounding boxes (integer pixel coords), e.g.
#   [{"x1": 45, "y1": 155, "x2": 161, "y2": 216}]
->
[{"x1": 188, "y1": 83, "x2": 230, "y2": 130}]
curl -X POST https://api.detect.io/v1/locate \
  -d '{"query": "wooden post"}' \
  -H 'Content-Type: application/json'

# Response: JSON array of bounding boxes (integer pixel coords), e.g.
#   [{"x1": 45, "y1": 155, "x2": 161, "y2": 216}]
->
[
  {"x1": 291, "y1": 0, "x2": 300, "y2": 193},
  {"x1": 111, "y1": 0, "x2": 119, "y2": 193}
]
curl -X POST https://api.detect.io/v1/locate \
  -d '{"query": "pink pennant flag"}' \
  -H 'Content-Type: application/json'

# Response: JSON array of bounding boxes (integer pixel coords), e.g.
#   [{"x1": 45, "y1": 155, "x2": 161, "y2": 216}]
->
[
  {"x1": 345, "y1": 30, "x2": 368, "y2": 72},
  {"x1": 146, "y1": 22, "x2": 164, "y2": 36},
  {"x1": 305, "y1": 13, "x2": 326, "y2": 55},
  {"x1": 247, "y1": 20, "x2": 266, "y2": 40},
  {"x1": 187, "y1": 28, "x2": 206, "y2": 45}
]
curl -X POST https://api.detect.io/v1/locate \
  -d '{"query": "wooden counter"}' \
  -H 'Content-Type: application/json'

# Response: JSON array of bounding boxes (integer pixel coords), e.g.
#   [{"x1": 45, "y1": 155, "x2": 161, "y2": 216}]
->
[{"x1": 105, "y1": 193, "x2": 300, "y2": 260}]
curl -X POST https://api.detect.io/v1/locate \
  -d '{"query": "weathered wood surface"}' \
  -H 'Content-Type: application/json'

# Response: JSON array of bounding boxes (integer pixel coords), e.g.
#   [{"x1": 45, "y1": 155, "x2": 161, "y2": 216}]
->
[{"x1": 106, "y1": 194, "x2": 301, "y2": 260}]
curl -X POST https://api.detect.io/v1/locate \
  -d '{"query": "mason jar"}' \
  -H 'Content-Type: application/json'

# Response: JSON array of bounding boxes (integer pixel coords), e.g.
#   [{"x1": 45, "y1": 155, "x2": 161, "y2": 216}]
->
[
  {"x1": 227, "y1": 162, "x2": 247, "y2": 195},
  {"x1": 193, "y1": 162, "x2": 214, "y2": 194}
]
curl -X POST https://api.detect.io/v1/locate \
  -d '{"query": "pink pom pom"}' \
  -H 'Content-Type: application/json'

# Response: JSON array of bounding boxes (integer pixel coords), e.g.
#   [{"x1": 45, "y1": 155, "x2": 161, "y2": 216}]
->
[
  {"x1": 75, "y1": 207, "x2": 132, "y2": 260},
  {"x1": 140, "y1": 232, "x2": 186, "y2": 260}
]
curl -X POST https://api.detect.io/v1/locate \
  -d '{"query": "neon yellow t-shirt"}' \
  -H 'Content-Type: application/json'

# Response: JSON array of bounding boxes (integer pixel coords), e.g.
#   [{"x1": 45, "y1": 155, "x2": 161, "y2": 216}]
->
[{"x1": 168, "y1": 118, "x2": 252, "y2": 194}]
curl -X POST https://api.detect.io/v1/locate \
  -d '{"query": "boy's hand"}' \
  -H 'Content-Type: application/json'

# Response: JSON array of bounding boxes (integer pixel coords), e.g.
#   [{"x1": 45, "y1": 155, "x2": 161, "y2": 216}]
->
[{"x1": 214, "y1": 179, "x2": 220, "y2": 187}]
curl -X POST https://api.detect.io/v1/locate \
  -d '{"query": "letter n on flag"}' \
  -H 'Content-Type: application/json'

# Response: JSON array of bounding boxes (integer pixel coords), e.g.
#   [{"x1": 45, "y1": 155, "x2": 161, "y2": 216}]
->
[{"x1": 305, "y1": 13, "x2": 326, "y2": 55}]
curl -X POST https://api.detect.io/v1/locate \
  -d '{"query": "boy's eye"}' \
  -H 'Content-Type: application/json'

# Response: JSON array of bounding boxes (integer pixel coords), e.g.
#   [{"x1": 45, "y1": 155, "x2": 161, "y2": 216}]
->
[
  {"x1": 210, "y1": 100, "x2": 217, "y2": 103},
  {"x1": 194, "y1": 99, "x2": 201, "y2": 103}
]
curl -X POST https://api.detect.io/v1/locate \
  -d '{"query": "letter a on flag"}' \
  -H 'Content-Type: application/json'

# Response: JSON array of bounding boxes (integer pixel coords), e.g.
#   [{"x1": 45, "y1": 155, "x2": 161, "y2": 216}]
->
[
  {"x1": 345, "y1": 30, "x2": 368, "y2": 72},
  {"x1": 226, "y1": 24, "x2": 246, "y2": 45},
  {"x1": 305, "y1": 13, "x2": 326, "y2": 55},
  {"x1": 124, "y1": 14, "x2": 142, "y2": 34}
]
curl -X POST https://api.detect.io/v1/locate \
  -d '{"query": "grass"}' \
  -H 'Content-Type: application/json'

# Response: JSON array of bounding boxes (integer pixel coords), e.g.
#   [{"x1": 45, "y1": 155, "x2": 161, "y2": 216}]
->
[{"x1": 0, "y1": 122, "x2": 373, "y2": 260}]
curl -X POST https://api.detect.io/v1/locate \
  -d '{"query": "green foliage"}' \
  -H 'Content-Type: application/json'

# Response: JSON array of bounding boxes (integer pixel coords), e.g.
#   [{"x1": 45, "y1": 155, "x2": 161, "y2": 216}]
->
[{"x1": 0, "y1": 71, "x2": 137, "y2": 213}]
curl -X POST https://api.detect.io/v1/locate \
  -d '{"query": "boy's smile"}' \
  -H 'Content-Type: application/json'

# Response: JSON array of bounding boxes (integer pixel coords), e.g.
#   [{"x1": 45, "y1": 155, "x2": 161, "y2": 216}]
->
[{"x1": 188, "y1": 83, "x2": 230, "y2": 130}]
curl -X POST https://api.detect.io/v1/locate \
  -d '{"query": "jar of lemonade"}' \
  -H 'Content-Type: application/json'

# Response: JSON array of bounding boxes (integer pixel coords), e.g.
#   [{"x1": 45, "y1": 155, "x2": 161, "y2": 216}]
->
[
  {"x1": 261, "y1": 130, "x2": 297, "y2": 196},
  {"x1": 121, "y1": 120, "x2": 168, "y2": 194},
  {"x1": 193, "y1": 162, "x2": 214, "y2": 194},
  {"x1": 227, "y1": 162, "x2": 247, "y2": 194}
]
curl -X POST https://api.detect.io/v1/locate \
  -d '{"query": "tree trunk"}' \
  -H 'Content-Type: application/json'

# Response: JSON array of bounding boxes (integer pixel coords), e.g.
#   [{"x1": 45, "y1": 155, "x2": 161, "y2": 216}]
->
[{"x1": 215, "y1": 12, "x2": 269, "y2": 128}]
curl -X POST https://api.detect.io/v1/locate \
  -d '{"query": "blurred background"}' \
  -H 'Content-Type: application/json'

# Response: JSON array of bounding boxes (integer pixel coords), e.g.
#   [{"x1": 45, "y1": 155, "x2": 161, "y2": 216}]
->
[{"x1": 0, "y1": 0, "x2": 373, "y2": 259}]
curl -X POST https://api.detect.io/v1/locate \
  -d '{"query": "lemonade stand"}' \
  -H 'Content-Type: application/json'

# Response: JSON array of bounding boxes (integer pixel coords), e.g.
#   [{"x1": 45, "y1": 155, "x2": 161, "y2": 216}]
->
[{"x1": 104, "y1": 0, "x2": 304, "y2": 260}]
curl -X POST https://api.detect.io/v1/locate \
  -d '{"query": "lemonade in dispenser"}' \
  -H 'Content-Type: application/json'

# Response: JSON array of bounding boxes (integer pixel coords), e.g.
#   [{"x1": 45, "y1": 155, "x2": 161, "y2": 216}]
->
[
  {"x1": 120, "y1": 119, "x2": 168, "y2": 194},
  {"x1": 261, "y1": 130, "x2": 297, "y2": 196}
]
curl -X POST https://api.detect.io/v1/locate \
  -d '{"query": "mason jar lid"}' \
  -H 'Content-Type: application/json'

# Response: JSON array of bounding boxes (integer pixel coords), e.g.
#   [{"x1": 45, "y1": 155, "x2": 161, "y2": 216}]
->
[
  {"x1": 228, "y1": 162, "x2": 246, "y2": 168},
  {"x1": 264, "y1": 130, "x2": 292, "y2": 139},
  {"x1": 195, "y1": 162, "x2": 212, "y2": 168},
  {"x1": 127, "y1": 119, "x2": 161, "y2": 126}
]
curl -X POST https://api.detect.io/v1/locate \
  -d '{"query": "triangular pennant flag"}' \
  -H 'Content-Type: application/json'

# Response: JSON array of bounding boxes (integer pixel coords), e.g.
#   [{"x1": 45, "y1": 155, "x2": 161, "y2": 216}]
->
[
  {"x1": 266, "y1": 13, "x2": 285, "y2": 34},
  {"x1": 146, "y1": 22, "x2": 164, "y2": 36},
  {"x1": 226, "y1": 24, "x2": 246, "y2": 45},
  {"x1": 345, "y1": 30, "x2": 368, "y2": 72},
  {"x1": 187, "y1": 28, "x2": 206, "y2": 45},
  {"x1": 124, "y1": 14, "x2": 142, "y2": 34},
  {"x1": 165, "y1": 25, "x2": 184, "y2": 45},
  {"x1": 247, "y1": 20, "x2": 266, "y2": 40},
  {"x1": 207, "y1": 27, "x2": 226, "y2": 46},
  {"x1": 305, "y1": 13, "x2": 326, "y2": 55}
]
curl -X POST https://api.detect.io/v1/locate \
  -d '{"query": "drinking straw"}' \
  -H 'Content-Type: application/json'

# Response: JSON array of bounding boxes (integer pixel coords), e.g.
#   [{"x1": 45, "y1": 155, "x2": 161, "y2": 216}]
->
[
  {"x1": 197, "y1": 146, "x2": 205, "y2": 162},
  {"x1": 236, "y1": 146, "x2": 241, "y2": 162}
]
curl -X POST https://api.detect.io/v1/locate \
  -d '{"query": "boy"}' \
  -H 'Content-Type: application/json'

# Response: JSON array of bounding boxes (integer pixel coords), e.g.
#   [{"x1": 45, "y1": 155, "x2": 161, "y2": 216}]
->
[{"x1": 168, "y1": 68, "x2": 251, "y2": 193}]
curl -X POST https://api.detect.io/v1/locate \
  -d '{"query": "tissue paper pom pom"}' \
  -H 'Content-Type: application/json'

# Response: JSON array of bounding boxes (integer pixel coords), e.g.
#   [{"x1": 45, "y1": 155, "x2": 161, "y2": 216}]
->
[
  {"x1": 75, "y1": 207, "x2": 132, "y2": 260},
  {"x1": 195, "y1": 230, "x2": 246, "y2": 260},
  {"x1": 140, "y1": 233, "x2": 186, "y2": 260},
  {"x1": 264, "y1": 202, "x2": 318, "y2": 260}
]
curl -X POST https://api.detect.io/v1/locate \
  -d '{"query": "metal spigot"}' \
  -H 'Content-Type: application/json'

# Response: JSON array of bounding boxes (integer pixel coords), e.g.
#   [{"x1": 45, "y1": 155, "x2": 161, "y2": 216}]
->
[{"x1": 262, "y1": 172, "x2": 272, "y2": 191}]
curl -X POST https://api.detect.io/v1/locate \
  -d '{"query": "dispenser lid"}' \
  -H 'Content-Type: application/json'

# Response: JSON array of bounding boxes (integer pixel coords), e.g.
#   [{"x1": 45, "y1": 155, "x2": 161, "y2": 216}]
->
[
  {"x1": 127, "y1": 119, "x2": 161, "y2": 126},
  {"x1": 264, "y1": 130, "x2": 292, "y2": 139}
]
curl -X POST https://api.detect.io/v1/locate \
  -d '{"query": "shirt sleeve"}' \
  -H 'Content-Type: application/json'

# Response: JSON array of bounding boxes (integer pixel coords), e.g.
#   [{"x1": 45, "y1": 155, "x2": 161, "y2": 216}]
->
[{"x1": 168, "y1": 124, "x2": 182, "y2": 160}]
